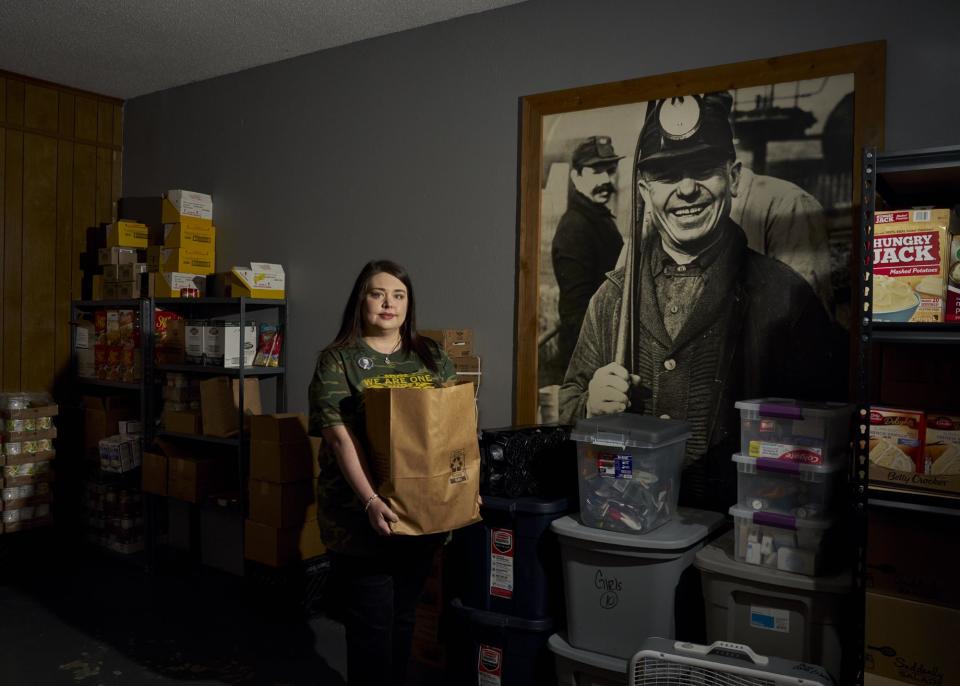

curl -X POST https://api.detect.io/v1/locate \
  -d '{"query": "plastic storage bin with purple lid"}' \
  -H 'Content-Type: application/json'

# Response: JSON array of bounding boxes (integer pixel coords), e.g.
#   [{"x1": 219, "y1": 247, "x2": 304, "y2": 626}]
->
[
  {"x1": 735, "y1": 398, "x2": 854, "y2": 470},
  {"x1": 730, "y1": 504, "x2": 839, "y2": 576},
  {"x1": 572, "y1": 414, "x2": 690, "y2": 535},
  {"x1": 733, "y1": 453, "x2": 846, "y2": 519}
]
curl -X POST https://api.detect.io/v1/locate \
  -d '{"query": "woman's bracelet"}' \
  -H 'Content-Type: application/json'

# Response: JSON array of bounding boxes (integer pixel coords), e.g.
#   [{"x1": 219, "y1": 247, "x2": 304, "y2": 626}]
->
[{"x1": 363, "y1": 493, "x2": 380, "y2": 512}]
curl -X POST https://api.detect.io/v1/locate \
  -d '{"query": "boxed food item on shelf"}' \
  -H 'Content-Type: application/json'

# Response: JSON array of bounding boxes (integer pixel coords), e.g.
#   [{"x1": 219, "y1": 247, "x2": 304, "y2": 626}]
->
[
  {"x1": 102, "y1": 264, "x2": 120, "y2": 283},
  {"x1": 866, "y1": 592, "x2": 960, "y2": 685},
  {"x1": 185, "y1": 320, "x2": 206, "y2": 364},
  {"x1": 924, "y1": 413, "x2": 960, "y2": 476},
  {"x1": 730, "y1": 504, "x2": 838, "y2": 576},
  {"x1": 98, "y1": 434, "x2": 142, "y2": 473},
  {"x1": 202, "y1": 321, "x2": 224, "y2": 365},
  {"x1": 224, "y1": 323, "x2": 257, "y2": 368},
  {"x1": 736, "y1": 398, "x2": 853, "y2": 468},
  {"x1": 154, "y1": 309, "x2": 185, "y2": 364},
  {"x1": 146, "y1": 246, "x2": 215, "y2": 275},
  {"x1": 83, "y1": 395, "x2": 136, "y2": 453},
  {"x1": 868, "y1": 407, "x2": 925, "y2": 475},
  {"x1": 75, "y1": 314, "x2": 96, "y2": 378},
  {"x1": 199, "y1": 377, "x2": 261, "y2": 437},
  {"x1": 117, "y1": 263, "x2": 148, "y2": 282},
  {"x1": 572, "y1": 414, "x2": 689, "y2": 534},
  {"x1": 872, "y1": 208, "x2": 952, "y2": 323},
  {"x1": 253, "y1": 324, "x2": 282, "y2": 367},
  {"x1": 98, "y1": 246, "x2": 138, "y2": 266},
  {"x1": 147, "y1": 271, "x2": 206, "y2": 298},
  {"x1": 154, "y1": 222, "x2": 216, "y2": 250},
  {"x1": 420, "y1": 329, "x2": 473, "y2": 357},
  {"x1": 948, "y1": 232, "x2": 960, "y2": 322},
  {"x1": 209, "y1": 263, "x2": 285, "y2": 299},
  {"x1": 104, "y1": 280, "x2": 141, "y2": 299},
  {"x1": 733, "y1": 453, "x2": 845, "y2": 518},
  {"x1": 106, "y1": 220, "x2": 149, "y2": 249}
]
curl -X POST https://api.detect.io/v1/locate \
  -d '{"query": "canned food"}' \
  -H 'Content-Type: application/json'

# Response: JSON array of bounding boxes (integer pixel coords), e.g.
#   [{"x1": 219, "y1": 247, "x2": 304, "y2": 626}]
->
[
  {"x1": 36, "y1": 438, "x2": 53, "y2": 453},
  {"x1": 1, "y1": 395, "x2": 29, "y2": 410},
  {"x1": 37, "y1": 416, "x2": 53, "y2": 431},
  {"x1": 5, "y1": 419, "x2": 25, "y2": 433},
  {"x1": 2, "y1": 461, "x2": 49, "y2": 478},
  {"x1": 23, "y1": 418, "x2": 36, "y2": 432},
  {"x1": 3, "y1": 509, "x2": 21, "y2": 524},
  {"x1": 22, "y1": 440, "x2": 39, "y2": 454},
  {"x1": 18, "y1": 484, "x2": 36, "y2": 499},
  {"x1": 3, "y1": 442, "x2": 22, "y2": 456},
  {"x1": 2, "y1": 487, "x2": 19, "y2": 502}
]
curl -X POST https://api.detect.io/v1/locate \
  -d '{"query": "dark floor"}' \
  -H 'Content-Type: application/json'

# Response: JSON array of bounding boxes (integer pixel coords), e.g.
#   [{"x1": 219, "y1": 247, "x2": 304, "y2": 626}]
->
[{"x1": 0, "y1": 530, "x2": 352, "y2": 685}]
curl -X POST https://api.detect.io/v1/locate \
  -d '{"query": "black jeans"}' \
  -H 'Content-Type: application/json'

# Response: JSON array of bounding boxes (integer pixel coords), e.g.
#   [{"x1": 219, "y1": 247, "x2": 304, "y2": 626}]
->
[{"x1": 330, "y1": 534, "x2": 444, "y2": 686}]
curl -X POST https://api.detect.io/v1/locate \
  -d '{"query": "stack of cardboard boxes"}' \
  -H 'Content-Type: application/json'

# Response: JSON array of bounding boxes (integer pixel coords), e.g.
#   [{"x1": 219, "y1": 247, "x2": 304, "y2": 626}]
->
[
  {"x1": 244, "y1": 414, "x2": 324, "y2": 567},
  {"x1": 113, "y1": 189, "x2": 215, "y2": 299},
  {"x1": 420, "y1": 329, "x2": 479, "y2": 391},
  {"x1": 95, "y1": 221, "x2": 149, "y2": 299},
  {"x1": 1, "y1": 396, "x2": 58, "y2": 534}
]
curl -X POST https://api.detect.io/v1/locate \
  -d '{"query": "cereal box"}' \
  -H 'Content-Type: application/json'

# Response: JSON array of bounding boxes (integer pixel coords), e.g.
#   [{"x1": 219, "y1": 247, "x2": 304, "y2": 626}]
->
[
  {"x1": 947, "y1": 233, "x2": 960, "y2": 322},
  {"x1": 869, "y1": 406, "x2": 925, "y2": 474},
  {"x1": 925, "y1": 414, "x2": 960, "y2": 476},
  {"x1": 873, "y1": 209, "x2": 951, "y2": 323}
]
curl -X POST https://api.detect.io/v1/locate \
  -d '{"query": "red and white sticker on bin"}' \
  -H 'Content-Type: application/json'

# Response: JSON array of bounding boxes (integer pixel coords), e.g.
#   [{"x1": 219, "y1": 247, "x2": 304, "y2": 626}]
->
[
  {"x1": 489, "y1": 528, "x2": 514, "y2": 599},
  {"x1": 478, "y1": 645, "x2": 503, "y2": 685}
]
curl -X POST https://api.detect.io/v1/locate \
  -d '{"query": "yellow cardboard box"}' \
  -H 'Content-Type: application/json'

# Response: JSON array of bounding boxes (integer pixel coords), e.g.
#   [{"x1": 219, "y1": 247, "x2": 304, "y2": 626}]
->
[
  {"x1": 147, "y1": 246, "x2": 215, "y2": 275},
  {"x1": 159, "y1": 223, "x2": 216, "y2": 249},
  {"x1": 106, "y1": 220, "x2": 149, "y2": 249},
  {"x1": 220, "y1": 263, "x2": 285, "y2": 300}
]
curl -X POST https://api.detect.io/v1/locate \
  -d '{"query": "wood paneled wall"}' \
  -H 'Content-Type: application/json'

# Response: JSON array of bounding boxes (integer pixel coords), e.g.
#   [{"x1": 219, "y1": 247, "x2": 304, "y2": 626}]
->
[{"x1": 0, "y1": 71, "x2": 122, "y2": 393}]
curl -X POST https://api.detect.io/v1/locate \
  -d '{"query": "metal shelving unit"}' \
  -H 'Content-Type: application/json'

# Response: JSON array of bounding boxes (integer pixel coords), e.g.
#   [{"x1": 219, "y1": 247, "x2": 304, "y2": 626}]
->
[
  {"x1": 71, "y1": 296, "x2": 287, "y2": 573},
  {"x1": 855, "y1": 145, "x2": 960, "y2": 686}
]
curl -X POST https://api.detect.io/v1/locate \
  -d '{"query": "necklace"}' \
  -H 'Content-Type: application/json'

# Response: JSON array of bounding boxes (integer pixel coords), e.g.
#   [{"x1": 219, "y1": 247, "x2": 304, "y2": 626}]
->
[{"x1": 383, "y1": 336, "x2": 402, "y2": 364}]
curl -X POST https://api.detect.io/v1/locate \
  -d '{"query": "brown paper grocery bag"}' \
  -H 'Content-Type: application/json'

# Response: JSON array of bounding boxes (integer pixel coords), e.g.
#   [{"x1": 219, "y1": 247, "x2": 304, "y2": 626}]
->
[{"x1": 365, "y1": 383, "x2": 481, "y2": 535}]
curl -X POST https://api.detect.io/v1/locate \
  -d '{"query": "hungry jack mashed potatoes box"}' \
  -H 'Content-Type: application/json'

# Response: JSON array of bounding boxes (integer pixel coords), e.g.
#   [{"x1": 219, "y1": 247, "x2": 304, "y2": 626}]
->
[{"x1": 873, "y1": 209, "x2": 951, "y2": 323}]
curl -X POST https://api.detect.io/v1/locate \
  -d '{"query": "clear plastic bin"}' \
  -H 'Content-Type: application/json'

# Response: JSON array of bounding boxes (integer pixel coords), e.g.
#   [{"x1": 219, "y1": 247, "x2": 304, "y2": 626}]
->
[
  {"x1": 730, "y1": 504, "x2": 838, "y2": 577},
  {"x1": 734, "y1": 454, "x2": 845, "y2": 519},
  {"x1": 572, "y1": 414, "x2": 689, "y2": 534},
  {"x1": 735, "y1": 398, "x2": 853, "y2": 469}
]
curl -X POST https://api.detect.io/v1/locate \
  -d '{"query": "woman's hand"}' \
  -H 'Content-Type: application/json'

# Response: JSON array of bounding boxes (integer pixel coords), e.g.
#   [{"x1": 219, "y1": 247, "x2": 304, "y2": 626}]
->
[{"x1": 366, "y1": 496, "x2": 399, "y2": 536}]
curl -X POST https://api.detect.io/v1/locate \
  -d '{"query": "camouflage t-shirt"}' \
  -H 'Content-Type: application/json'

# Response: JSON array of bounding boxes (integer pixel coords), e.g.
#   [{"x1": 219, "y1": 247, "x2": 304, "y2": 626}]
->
[{"x1": 308, "y1": 338, "x2": 456, "y2": 555}]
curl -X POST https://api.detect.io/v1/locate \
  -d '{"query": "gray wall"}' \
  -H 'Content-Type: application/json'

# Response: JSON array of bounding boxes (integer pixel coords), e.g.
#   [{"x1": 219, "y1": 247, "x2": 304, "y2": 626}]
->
[{"x1": 123, "y1": 0, "x2": 960, "y2": 427}]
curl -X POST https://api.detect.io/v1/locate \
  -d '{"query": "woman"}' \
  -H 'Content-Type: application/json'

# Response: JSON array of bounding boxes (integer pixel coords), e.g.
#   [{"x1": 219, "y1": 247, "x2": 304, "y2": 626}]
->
[{"x1": 308, "y1": 259, "x2": 456, "y2": 686}]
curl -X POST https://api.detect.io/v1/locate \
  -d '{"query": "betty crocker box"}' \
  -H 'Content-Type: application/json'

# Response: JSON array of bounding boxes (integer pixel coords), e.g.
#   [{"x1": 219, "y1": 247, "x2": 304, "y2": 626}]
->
[{"x1": 873, "y1": 209, "x2": 951, "y2": 323}]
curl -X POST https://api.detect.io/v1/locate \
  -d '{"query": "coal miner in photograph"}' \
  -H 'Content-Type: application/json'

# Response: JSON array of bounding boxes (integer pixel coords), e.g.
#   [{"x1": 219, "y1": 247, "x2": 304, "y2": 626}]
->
[
  {"x1": 558, "y1": 91, "x2": 847, "y2": 510},
  {"x1": 551, "y1": 136, "x2": 626, "y2": 374}
]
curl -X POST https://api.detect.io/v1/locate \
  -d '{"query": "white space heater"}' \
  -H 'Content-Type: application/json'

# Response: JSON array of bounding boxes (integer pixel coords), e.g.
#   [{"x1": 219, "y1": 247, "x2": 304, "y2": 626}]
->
[{"x1": 629, "y1": 638, "x2": 834, "y2": 686}]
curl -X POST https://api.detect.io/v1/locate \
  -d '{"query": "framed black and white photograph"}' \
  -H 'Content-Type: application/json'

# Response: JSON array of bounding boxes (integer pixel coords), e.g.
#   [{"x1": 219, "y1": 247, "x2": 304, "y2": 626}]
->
[{"x1": 515, "y1": 42, "x2": 885, "y2": 429}]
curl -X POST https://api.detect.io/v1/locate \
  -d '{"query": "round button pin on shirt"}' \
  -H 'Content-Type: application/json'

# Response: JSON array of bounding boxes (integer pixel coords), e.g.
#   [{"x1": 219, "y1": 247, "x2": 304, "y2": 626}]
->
[{"x1": 663, "y1": 359, "x2": 676, "y2": 371}]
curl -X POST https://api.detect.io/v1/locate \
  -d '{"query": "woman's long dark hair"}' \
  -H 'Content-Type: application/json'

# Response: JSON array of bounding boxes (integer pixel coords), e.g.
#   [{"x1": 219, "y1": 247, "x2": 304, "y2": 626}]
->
[{"x1": 326, "y1": 259, "x2": 440, "y2": 372}]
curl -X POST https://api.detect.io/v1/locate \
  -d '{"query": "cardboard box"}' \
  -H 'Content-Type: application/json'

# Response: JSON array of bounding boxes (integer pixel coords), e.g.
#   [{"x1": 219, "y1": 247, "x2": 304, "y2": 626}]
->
[
  {"x1": 147, "y1": 246, "x2": 215, "y2": 276},
  {"x1": 420, "y1": 329, "x2": 473, "y2": 357},
  {"x1": 155, "y1": 223, "x2": 216, "y2": 250},
  {"x1": 243, "y1": 518, "x2": 325, "y2": 568},
  {"x1": 163, "y1": 410, "x2": 202, "y2": 435},
  {"x1": 118, "y1": 263, "x2": 148, "y2": 282},
  {"x1": 91, "y1": 275, "x2": 104, "y2": 300},
  {"x1": 98, "y1": 246, "x2": 138, "y2": 266},
  {"x1": 83, "y1": 395, "x2": 136, "y2": 453},
  {"x1": 866, "y1": 592, "x2": 960, "y2": 685},
  {"x1": 873, "y1": 209, "x2": 952, "y2": 323},
  {"x1": 867, "y1": 509, "x2": 960, "y2": 607},
  {"x1": 118, "y1": 194, "x2": 212, "y2": 227},
  {"x1": 103, "y1": 264, "x2": 120, "y2": 283},
  {"x1": 249, "y1": 437, "x2": 321, "y2": 483},
  {"x1": 112, "y1": 280, "x2": 142, "y2": 299},
  {"x1": 210, "y1": 263, "x2": 285, "y2": 299},
  {"x1": 248, "y1": 479, "x2": 316, "y2": 528},
  {"x1": 452, "y1": 355, "x2": 480, "y2": 373},
  {"x1": 249, "y1": 414, "x2": 309, "y2": 443},
  {"x1": 166, "y1": 189, "x2": 213, "y2": 220},
  {"x1": 168, "y1": 453, "x2": 225, "y2": 503},
  {"x1": 147, "y1": 272, "x2": 207, "y2": 298},
  {"x1": 106, "y1": 220, "x2": 149, "y2": 249},
  {"x1": 199, "y1": 377, "x2": 262, "y2": 437},
  {"x1": 140, "y1": 450, "x2": 169, "y2": 495}
]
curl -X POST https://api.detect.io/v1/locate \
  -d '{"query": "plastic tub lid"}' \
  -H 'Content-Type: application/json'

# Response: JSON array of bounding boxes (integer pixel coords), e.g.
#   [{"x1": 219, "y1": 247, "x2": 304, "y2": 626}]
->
[
  {"x1": 571, "y1": 414, "x2": 690, "y2": 449},
  {"x1": 694, "y1": 531, "x2": 852, "y2": 592},
  {"x1": 547, "y1": 633, "x2": 627, "y2": 673},
  {"x1": 551, "y1": 507, "x2": 725, "y2": 551},
  {"x1": 479, "y1": 495, "x2": 573, "y2": 516},
  {"x1": 450, "y1": 598, "x2": 556, "y2": 633},
  {"x1": 732, "y1": 453, "x2": 845, "y2": 477},
  {"x1": 728, "y1": 504, "x2": 835, "y2": 530},
  {"x1": 734, "y1": 398, "x2": 854, "y2": 420}
]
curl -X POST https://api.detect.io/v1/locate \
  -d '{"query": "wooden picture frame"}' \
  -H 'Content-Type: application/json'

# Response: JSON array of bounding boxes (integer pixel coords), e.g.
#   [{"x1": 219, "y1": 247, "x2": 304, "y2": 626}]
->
[{"x1": 514, "y1": 41, "x2": 885, "y2": 424}]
